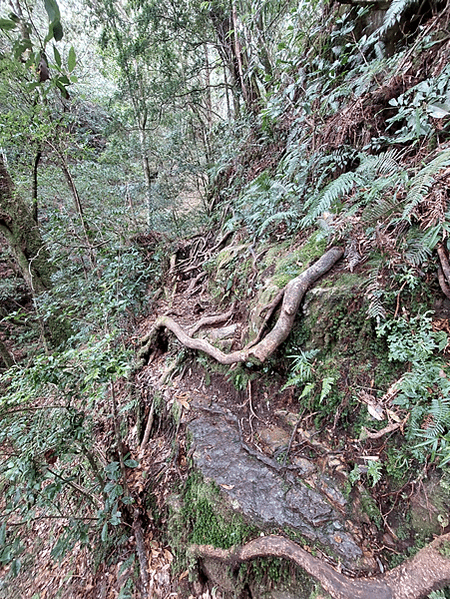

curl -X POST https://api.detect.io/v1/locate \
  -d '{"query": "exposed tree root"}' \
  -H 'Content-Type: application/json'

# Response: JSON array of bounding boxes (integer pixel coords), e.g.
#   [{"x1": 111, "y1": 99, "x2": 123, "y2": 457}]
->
[
  {"x1": 142, "y1": 247, "x2": 344, "y2": 366},
  {"x1": 190, "y1": 534, "x2": 450, "y2": 599},
  {"x1": 188, "y1": 305, "x2": 235, "y2": 336},
  {"x1": 437, "y1": 265, "x2": 450, "y2": 300},
  {"x1": 437, "y1": 243, "x2": 450, "y2": 300}
]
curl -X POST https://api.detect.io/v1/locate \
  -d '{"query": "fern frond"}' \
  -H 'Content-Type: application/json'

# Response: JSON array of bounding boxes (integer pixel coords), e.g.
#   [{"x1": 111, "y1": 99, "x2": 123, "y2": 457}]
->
[
  {"x1": 380, "y1": 0, "x2": 419, "y2": 35},
  {"x1": 258, "y1": 209, "x2": 298, "y2": 237},
  {"x1": 374, "y1": 148, "x2": 403, "y2": 176},
  {"x1": 404, "y1": 235, "x2": 432, "y2": 266},
  {"x1": 320, "y1": 376, "x2": 335, "y2": 403},
  {"x1": 362, "y1": 0, "x2": 418, "y2": 51},
  {"x1": 367, "y1": 292, "x2": 386, "y2": 322},
  {"x1": 403, "y1": 149, "x2": 450, "y2": 220},
  {"x1": 365, "y1": 265, "x2": 386, "y2": 322},
  {"x1": 417, "y1": 396, "x2": 450, "y2": 440},
  {"x1": 302, "y1": 171, "x2": 361, "y2": 226},
  {"x1": 362, "y1": 195, "x2": 400, "y2": 226}
]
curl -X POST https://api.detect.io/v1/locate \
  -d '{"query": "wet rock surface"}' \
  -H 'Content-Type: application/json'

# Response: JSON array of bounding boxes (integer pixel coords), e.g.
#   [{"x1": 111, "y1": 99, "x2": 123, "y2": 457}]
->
[{"x1": 188, "y1": 412, "x2": 366, "y2": 570}]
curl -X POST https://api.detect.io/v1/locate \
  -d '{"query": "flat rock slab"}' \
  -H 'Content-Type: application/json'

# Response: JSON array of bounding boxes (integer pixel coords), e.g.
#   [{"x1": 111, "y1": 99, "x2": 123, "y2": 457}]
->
[{"x1": 189, "y1": 413, "x2": 366, "y2": 570}]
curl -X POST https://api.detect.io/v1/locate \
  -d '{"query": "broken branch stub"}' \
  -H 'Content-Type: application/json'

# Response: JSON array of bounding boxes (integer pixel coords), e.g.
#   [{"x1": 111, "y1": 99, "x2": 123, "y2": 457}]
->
[{"x1": 149, "y1": 247, "x2": 344, "y2": 365}]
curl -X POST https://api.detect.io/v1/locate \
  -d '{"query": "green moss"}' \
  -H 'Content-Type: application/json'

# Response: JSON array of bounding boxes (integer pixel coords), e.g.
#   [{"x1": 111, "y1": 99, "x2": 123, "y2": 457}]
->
[
  {"x1": 320, "y1": 272, "x2": 362, "y2": 289},
  {"x1": 168, "y1": 472, "x2": 257, "y2": 567},
  {"x1": 438, "y1": 540, "x2": 450, "y2": 559},
  {"x1": 245, "y1": 557, "x2": 314, "y2": 597},
  {"x1": 360, "y1": 488, "x2": 382, "y2": 529},
  {"x1": 272, "y1": 234, "x2": 327, "y2": 288}
]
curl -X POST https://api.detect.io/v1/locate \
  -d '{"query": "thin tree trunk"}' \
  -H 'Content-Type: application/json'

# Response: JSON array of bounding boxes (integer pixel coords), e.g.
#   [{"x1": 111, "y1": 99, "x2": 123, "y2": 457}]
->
[
  {"x1": 0, "y1": 335, "x2": 14, "y2": 368},
  {"x1": 231, "y1": 0, "x2": 248, "y2": 106},
  {"x1": 139, "y1": 128, "x2": 154, "y2": 230},
  {"x1": 32, "y1": 149, "x2": 41, "y2": 223},
  {"x1": 0, "y1": 155, "x2": 70, "y2": 346},
  {"x1": 204, "y1": 43, "x2": 213, "y2": 131},
  {"x1": 223, "y1": 65, "x2": 232, "y2": 119},
  {"x1": 60, "y1": 160, "x2": 95, "y2": 265}
]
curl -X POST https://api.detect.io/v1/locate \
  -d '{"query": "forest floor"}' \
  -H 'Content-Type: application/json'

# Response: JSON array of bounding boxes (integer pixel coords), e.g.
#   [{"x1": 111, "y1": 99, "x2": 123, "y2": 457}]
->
[{"x1": 2, "y1": 234, "x2": 450, "y2": 599}]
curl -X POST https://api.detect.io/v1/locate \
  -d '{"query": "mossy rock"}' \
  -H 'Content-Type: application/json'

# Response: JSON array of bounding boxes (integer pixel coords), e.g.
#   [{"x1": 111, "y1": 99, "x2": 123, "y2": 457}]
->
[
  {"x1": 410, "y1": 471, "x2": 450, "y2": 539},
  {"x1": 270, "y1": 234, "x2": 327, "y2": 289},
  {"x1": 246, "y1": 233, "x2": 328, "y2": 342}
]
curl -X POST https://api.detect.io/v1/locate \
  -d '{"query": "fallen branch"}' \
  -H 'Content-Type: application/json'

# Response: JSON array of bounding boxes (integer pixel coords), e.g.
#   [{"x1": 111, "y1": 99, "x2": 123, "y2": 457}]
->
[
  {"x1": 190, "y1": 533, "x2": 450, "y2": 599},
  {"x1": 146, "y1": 247, "x2": 344, "y2": 365},
  {"x1": 361, "y1": 420, "x2": 405, "y2": 440}
]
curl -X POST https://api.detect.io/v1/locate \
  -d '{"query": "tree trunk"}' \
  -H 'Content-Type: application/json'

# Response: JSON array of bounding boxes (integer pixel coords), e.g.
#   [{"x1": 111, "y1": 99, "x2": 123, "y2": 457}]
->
[
  {"x1": 0, "y1": 334, "x2": 14, "y2": 368},
  {"x1": 60, "y1": 159, "x2": 95, "y2": 265},
  {"x1": 0, "y1": 156, "x2": 70, "y2": 346},
  {"x1": 208, "y1": 2, "x2": 260, "y2": 114},
  {"x1": 0, "y1": 156, "x2": 52, "y2": 294},
  {"x1": 32, "y1": 149, "x2": 41, "y2": 223},
  {"x1": 138, "y1": 127, "x2": 155, "y2": 230}
]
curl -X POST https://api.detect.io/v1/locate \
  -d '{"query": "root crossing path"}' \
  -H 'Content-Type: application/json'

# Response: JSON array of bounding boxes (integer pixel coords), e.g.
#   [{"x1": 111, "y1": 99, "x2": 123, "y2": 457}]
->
[{"x1": 141, "y1": 246, "x2": 344, "y2": 366}]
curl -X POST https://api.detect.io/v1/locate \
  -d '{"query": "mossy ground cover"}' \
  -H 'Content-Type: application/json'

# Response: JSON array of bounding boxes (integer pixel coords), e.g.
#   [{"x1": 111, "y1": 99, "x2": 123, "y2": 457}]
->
[{"x1": 167, "y1": 471, "x2": 258, "y2": 574}]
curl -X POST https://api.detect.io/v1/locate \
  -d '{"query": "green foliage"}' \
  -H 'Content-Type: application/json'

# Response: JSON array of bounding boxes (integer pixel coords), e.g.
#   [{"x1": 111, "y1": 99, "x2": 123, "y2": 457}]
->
[
  {"x1": 0, "y1": 332, "x2": 135, "y2": 570},
  {"x1": 387, "y1": 67, "x2": 450, "y2": 143},
  {"x1": 348, "y1": 461, "x2": 382, "y2": 488},
  {"x1": 302, "y1": 149, "x2": 404, "y2": 228},
  {"x1": 283, "y1": 349, "x2": 336, "y2": 407},
  {"x1": 402, "y1": 149, "x2": 450, "y2": 220},
  {"x1": 376, "y1": 313, "x2": 450, "y2": 465},
  {"x1": 429, "y1": 591, "x2": 450, "y2": 599},
  {"x1": 182, "y1": 473, "x2": 253, "y2": 548}
]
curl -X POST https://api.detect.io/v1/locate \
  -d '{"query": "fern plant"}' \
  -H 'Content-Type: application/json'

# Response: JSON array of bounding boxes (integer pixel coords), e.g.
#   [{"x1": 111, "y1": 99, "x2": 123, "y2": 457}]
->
[
  {"x1": 283, "y1": 349, "x2": 335, "y2": 405},
  {"x1": 376, "y1": 313, "x2": 450, "y2": 465},
  {"x1": 402, "y1": 149, "x2": 450, "y2": 220},
  {"x1": 302, "y1": 149, "x2": 403, "y2": 227}
]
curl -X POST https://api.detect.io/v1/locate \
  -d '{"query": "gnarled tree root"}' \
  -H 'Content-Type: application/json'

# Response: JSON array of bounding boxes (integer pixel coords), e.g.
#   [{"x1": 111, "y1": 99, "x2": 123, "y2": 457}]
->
[
  {"x1": 190, "y1": 534, "x2": 450, "y2": 599},
  {"x1": 437, "y1": 244, "x2": 450, "y2": 299},
  {"x1": 142, "y1": 247, "x2": 344, "y2": 366}
]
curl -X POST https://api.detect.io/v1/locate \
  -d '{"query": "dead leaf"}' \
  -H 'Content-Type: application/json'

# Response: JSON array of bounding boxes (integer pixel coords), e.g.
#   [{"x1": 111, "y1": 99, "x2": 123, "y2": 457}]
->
[
  {"x1": 220, "y1": 484, "x2": 235, "y2": 490},
  {"x1": 386, "y1": 408, "x2": 402, "y2": 423},
  {"x1": 176, "y1": 396, "x2": 190, "y2": 409},
  {"x1": 367, "y1": 403, "x2": 384, "y2": 421}
]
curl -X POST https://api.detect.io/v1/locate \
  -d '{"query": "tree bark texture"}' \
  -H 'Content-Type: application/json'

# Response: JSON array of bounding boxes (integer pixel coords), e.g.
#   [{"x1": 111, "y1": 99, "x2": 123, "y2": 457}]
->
[
  {"x1": 144, "y1": 247, "x2": 343, "y2": 365},
  {"x1": 0, "y1": 156, "x2": 70, "y2": 345},
  {"x1": 190, "y1": 534, "x2": 450, "y2": 599},
  {"x1": 32, "y1": 149, "x2": 42, "y2": 223},
  {"x1": 208, "y1": 2, "x2": 260, "y2": 114},
  {"x1": 0, "y1": 155, "x2": 52, "y2": 295}
]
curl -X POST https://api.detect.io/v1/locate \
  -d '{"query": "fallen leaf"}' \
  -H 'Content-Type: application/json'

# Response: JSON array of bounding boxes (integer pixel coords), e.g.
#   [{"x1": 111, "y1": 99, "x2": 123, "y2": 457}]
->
[
  {"x1": 367, "y1": 403, "x2": 384, "y2": 421},
  {"x1": 164, "y1": 549, "x2": 173, "y2": 562},
  {"x1": 176, "y1": 396, "x2": 190, "y2": 410}
]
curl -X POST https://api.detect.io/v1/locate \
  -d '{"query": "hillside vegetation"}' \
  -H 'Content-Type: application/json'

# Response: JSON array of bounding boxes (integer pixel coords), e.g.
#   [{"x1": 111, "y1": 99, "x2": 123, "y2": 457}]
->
[{"x1": 1, "y1": 1, "x2": 450, "y2": 598}]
